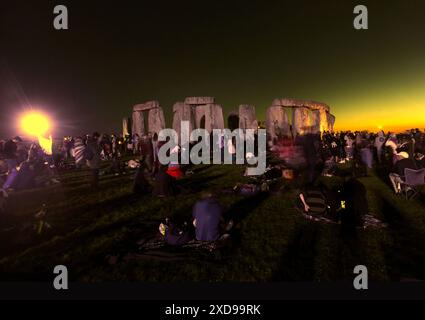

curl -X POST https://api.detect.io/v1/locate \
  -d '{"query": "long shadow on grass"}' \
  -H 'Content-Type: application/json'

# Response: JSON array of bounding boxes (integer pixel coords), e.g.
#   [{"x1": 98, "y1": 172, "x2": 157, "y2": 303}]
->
[
  {"x1": 0, "y1": 191, "x2": 142, "y2": 258},
  {"x1": 272, "y1": 222, "x2": 365, "y2": 281},
  {"x1": 179, "y1": 174, "x2": 228, "y2": 191},
  {"x1": 224, "y1": 192, "x2": 270, "y2": 223},
  {"x1": 224, "y1": 192, "x2": 270, "y2": 246},
  {"x1": 271, "y1": 222, "x2": 320, "y2": 281},
  {"x1": 379, "y1": 198, "x2": 425, "y2": 281}
]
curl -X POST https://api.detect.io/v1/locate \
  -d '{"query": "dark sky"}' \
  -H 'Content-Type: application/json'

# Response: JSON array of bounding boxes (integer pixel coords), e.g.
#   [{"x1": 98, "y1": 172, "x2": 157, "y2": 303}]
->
[{"x1": 1, "y1": 0, "x2": 425, "y2": 137}]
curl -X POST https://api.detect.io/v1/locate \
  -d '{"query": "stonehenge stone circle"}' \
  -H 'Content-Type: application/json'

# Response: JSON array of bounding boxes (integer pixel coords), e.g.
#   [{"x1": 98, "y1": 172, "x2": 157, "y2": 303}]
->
[{"x1": 125, "y1": 97, "x2": 336, "y2": 143}]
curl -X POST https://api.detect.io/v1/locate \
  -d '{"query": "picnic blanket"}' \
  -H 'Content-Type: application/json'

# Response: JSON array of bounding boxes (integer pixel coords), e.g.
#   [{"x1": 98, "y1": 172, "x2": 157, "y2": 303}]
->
[{"x1": 107, "y1": 234, "x2": 230, "y2": 265}]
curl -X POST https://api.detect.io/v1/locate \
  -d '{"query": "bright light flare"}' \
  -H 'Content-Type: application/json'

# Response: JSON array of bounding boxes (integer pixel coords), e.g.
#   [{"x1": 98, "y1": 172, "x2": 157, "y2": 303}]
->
[
  {"x1": 19, "y1": 111, "x2": 53, "y2": 155},
  {"x1": 20, "y1": 112, "x2": 51, "y2": 137}
]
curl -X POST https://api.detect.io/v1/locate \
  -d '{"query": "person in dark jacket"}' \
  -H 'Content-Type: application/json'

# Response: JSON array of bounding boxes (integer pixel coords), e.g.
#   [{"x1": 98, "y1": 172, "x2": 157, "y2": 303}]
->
[
  {"x1": 140, "y1": 134, "x2": 154, "y2": 174},
  {"x1": 192, "y1": 192, "x2": 223, "y2": 242},
  {"x1": 2, "y1": 138, "x2": 19, "y2": 190},
  {"x1": 152, "y1": 164, "x2": 176, "y2": 197},
  {"x1": 133, "y1": 162, "x2": 151, "y2": 194},
  {"x1": 86, "y1": 132, "x2": 102, "y2": 190}
]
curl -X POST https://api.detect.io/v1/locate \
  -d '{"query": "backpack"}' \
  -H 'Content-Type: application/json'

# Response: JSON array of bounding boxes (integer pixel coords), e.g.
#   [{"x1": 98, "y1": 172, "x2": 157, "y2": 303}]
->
[{"x1": 163, "y1": 221, "x2": 192, "y2": 246}]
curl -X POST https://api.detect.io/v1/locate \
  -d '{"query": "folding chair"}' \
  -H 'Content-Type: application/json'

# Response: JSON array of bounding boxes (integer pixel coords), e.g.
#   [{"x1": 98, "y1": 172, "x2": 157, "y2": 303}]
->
[{"x1": 401, "y1": 168, "x2": 425, "y2": 200}]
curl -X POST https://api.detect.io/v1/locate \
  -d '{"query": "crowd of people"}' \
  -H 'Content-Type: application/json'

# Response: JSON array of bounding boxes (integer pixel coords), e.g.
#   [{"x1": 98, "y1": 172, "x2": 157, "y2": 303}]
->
[{"x1": 1, "y1": 128, "x2": 425, "y2": 244}]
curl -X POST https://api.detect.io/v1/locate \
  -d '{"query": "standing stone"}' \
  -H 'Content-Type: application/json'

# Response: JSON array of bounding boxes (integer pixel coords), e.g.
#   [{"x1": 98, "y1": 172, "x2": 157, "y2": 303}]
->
[
  {"x1": 292, "y1": 107, "x2": 311, "y2": 136},
  {"x1": 148, "y1": 107, "x2": 166, "y2": 137},
  {"x1": 266, "y1": 106, "x2": 290, "y2": 141},
  {"x1": 328, "y1": 113, "x2": 336, "y2": 132},
  {"x1": 311, "y1": 110, "x2": 321, "y2": 134},
  {"x1": 319, "y1": 109, "x2": 329, "y2": 133},
  {"x1": 173, "y1": 102, "x2": 194, "y2": 138},
  {"x1": 210, "y1": 104, "x2": 225, "y2": 131},
  {"x1": 194, "y1": 104, "x2": 211, "y2": 131},
  {"x1": 132, "y1": 110, "x2": 145, "y2": 138},
  {"x1": 239, "y1": 105, "x2": 258, "y2": 131},
  {"x1": 122, "y1": 117, "x2": 131, "y2": 137}
]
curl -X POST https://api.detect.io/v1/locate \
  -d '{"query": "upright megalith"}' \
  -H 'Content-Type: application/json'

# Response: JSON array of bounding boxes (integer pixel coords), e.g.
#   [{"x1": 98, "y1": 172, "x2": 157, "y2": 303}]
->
[
  {"x1": 210, "y1": 104, "x2": 225, "y2": 131},
  {"x1": 327, "y1": 113, "x2": 336, "y2": 132},
  {"x1": 173, "y1": 102, "x2": 194, "y2": 138},
  {"x1": 148, "y1": 107, "x2": 166, "y2": 137},
  {"x1": 122, "y1": 117, "x2": 131, "y2": 137},
  {"x1": 132, "y1": 101, "x2": 166, "y2": 137},
  {"x1": 292, "y1": 107, "x2": 312, "y2": 136},
  {"x1": 266, "y1": 106, "x2": 291, "y2": 141},
  {"x1": 132, "y1": 110, "x2": 145, "y2": 138},
  {"x1": 239, "y1": 105, "x2": 258, "y2": 131},
  {"x1": 311, "y1": 110, "x2": 321, "y2": 134}
]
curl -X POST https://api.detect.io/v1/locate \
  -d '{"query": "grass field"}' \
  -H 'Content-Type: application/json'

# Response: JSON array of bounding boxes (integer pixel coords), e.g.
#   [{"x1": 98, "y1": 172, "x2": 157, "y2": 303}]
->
[{"x1": 1, "y1": 160, "x2": 425, "y2": 283}]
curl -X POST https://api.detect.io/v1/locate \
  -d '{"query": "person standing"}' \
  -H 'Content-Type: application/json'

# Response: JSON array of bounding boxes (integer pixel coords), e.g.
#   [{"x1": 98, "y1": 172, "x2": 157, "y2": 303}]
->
[
  {"x1": 374, "y1": 130, "x2": 386, "y2": 163},
  {"x1": 140, "y1": 134, "x2": 154, "y2": 174},
  {"x1": 2, "y1": 138, "x2": 19, "y2": 191},
  {"x1": 86, "y1": 132, "x2": 102, "y2": 190}
]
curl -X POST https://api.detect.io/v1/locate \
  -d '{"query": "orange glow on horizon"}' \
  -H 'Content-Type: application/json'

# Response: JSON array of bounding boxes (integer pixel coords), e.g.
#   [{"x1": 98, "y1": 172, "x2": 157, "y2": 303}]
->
[{"x1": 332, "y1": 100, "x2": 425, "y2": 133}]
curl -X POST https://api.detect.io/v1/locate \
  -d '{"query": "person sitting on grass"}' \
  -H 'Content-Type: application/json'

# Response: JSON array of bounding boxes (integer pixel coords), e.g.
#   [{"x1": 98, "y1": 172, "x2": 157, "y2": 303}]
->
[
  {"x1": 415, "y1": 153, "x2": 425, "y2": 169},
  {"x1": 192, "y1": 192, "x2": 233, "y2": 242},
  {"x1": 388, "y1": 152, "x2": 417, "y2": 195},
  {"x1": 298, "y1": 181, "x2": 335, "y2": 219}
]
